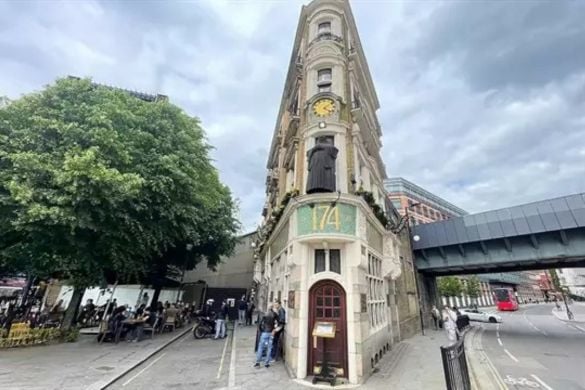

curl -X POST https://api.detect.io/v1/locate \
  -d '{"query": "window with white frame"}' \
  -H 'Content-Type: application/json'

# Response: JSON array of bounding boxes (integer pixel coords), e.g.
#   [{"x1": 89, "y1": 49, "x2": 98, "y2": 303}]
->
[
  {"x1": 318, "y1": 21, "x2": 331, "y2": 35},
  {"x1": 317, "y1": 68, "x2": 332, "y2": 93},
  {"x1": 313, "y1": 248, "x2": 341, "y2": 275},
  {"x1": 366, "y1": 252, "x2": 386, "y2": 329}
]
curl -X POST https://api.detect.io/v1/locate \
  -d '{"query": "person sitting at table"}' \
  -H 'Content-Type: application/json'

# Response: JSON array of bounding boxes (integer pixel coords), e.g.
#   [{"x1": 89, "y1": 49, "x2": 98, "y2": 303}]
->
[{"x1": 128, "y1": 306, "x2": 151, "y2": 342}]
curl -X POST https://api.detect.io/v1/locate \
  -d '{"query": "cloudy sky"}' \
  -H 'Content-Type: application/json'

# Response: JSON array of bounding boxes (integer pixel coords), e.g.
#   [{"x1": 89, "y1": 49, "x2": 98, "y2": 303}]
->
[{"x1": 1, "y1": 0, "x2": 584, "y2": 232}]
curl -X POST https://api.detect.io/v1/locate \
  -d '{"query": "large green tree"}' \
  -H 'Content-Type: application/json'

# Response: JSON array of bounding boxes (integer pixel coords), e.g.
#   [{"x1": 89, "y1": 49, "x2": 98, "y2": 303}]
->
[
  {"x1": 438, "y1": 276, "x2": 463, "y2": 298},
  {"x1": 0, "y1": 78, "x2": 239, "y2": 328},
  {"x1": 465, "y1": 275, "x2": 481, "y2": 300}
]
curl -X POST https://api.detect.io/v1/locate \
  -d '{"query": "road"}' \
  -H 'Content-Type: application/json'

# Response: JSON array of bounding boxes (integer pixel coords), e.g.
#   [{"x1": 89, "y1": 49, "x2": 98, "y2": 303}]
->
[
  {"x1": 107, "y1": 330, "x2": 230, "y2": 390},
  {"x1": 479, "y1": 303, "x2": 585, "y2": 390}
]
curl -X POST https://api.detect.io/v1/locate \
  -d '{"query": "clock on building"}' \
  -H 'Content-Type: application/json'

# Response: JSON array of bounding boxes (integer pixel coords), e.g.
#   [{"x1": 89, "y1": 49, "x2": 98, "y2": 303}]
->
[{"x1": 313, "y1": 98, "x2": 335, "y2": 117}]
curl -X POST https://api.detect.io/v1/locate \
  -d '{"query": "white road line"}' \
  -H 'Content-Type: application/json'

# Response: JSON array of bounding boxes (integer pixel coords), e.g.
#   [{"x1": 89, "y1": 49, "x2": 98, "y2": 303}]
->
[
  {"x1": 504, "y1": 349, "x2": 519, "y2": 363},
  {"x1": 531, "y1": 374, "x2": 554, "y2": 390},
  {"x1": 217, "y1": 328, "x2": 231, "y2": 379},
  {"x1": 523, "y1": 310, "x2": 547, "y2": 336},
  {"x1": 122, "y1": 353, "x2": 166, "y2": 387},
  {"x1": 497, "y1": 338, "x2": 503, "y2": 346},
  {"x1": 228, "y1": 324, "x2": 237, "y2": 388}
]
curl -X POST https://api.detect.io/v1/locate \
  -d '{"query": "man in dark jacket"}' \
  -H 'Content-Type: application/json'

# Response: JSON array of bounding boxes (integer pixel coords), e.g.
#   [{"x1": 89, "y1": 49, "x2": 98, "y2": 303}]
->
[
  {"x1": 214, "y1": 300, "x2": 228, "y2": 339},
  {"x1": 238, "y1": 296, "x2": 247, "y2": 326},
  {"x1": 254, "y1": 306, "x2": 282, "y2": 368}
]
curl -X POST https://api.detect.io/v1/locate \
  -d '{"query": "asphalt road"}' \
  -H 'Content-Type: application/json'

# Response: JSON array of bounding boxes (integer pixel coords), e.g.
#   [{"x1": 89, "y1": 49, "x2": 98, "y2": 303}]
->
[
  {"x1": 107, "y1": 329, "x2": 230, "y2": 390},
  {"x1": 479, "y1": 303, "x2": 585, "y2": 390}
]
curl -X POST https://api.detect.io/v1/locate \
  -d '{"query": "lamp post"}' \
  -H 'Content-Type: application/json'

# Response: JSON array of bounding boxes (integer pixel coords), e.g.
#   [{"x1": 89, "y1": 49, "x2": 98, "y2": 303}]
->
[{"x1": 403, "y1": 202, "x2": 427, "y2": 336}]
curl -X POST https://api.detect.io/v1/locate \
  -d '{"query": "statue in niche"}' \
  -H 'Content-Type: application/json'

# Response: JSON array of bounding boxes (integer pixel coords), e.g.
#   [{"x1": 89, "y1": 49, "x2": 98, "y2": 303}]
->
[{"x1": 306, "y1": 136, "x2": 338, "y2": 194}]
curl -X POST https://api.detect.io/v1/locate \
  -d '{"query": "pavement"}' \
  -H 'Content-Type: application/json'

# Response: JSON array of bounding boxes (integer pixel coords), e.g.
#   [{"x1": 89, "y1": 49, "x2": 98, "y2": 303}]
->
[
  {"x1": 478, "y1": 303, "x2": 585, "y2": 390},
  {"x1": 551, "y1": 303, "x2": 585, "y2": 323},
  {"x1": 5, "y1": 305, "x2": 581, "y2": 390},
  {"x1": 107, "y1": 321, "x2": 458, "y2": 390},
  {"x1": 0, "y1": 325, "x2": 191, "y2": 390}
]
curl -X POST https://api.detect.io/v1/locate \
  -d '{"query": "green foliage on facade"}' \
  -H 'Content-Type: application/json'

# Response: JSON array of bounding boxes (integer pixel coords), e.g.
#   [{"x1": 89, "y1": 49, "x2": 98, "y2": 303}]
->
[
  {"x1": 465, "y1": 275, "x2": 481, "y2": 298},
  {"x1": 438, "y1": 276, "x2": 463, "y2": 297},
  {"x1": 0, "y1": 77, "x2": 239, "y2": 326}
]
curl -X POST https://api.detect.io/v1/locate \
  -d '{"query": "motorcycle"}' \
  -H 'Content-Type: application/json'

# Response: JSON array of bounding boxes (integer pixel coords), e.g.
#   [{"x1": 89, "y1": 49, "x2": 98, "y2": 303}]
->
[{"x1": 192, "y1": 315, "x2": 216, "y2": 339}]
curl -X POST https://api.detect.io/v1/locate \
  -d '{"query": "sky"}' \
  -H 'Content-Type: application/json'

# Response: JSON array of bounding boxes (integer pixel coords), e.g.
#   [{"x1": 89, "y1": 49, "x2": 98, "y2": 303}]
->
[{"x1": 1, "y1": 0, "x2": 584, "y2": 232}]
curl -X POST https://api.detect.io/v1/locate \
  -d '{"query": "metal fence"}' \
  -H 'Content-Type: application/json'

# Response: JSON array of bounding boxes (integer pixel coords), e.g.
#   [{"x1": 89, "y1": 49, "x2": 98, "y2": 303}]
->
[{"x1": 440, "y1": 337, "x2": 471, "y2": 390}]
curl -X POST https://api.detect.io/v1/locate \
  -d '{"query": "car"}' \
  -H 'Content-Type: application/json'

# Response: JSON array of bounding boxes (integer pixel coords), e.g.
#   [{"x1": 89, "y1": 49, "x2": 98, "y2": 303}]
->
[{"x1": 460, "y1": 308, "x2": 502, "y2": 323}]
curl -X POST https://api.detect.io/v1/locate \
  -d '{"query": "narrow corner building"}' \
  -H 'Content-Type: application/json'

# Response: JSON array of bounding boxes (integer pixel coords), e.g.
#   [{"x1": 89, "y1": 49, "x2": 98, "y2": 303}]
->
[{"x1": 252, "y1": 0, "x2": 420, "y2": 385}]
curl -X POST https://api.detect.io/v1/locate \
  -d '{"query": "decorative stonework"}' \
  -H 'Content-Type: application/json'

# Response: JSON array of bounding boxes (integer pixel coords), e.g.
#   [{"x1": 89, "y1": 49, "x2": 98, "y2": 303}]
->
[{"x1": 382, "y1": 233, "x2": 402, "y2": 280}]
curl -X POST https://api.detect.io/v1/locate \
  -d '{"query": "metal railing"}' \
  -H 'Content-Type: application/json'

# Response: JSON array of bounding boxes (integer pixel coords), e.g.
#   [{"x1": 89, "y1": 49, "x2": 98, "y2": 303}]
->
[{"x1": 440, "y1": 337, "x2": 471, "y2": 390}]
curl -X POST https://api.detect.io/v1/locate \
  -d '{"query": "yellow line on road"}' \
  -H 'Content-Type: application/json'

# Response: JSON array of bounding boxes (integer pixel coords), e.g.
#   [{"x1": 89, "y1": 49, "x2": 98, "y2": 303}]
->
[{"x1": 217, "y1": 328, "x2": 231, "y2": 379}]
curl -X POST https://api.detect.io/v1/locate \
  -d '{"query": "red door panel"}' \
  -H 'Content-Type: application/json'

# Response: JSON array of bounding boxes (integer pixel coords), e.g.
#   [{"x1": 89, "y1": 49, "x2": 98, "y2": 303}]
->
[{"x1": 308, "y1": 280, "x2": 347, "y2": 378}]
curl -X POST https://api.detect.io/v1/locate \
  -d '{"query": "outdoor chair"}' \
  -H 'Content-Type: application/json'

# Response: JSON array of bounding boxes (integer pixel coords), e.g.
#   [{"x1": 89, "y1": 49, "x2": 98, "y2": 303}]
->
[{"x1": 162, "y1": 315, "x2": 176, "y2": 333}]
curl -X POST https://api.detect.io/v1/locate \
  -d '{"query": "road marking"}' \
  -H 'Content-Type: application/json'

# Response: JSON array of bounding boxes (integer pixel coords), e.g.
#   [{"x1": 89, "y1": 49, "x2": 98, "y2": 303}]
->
[
  {"x1": 497, "y1": 337, "x2": 503, "y2": 346},
  {"x1": 531, "y1": 374, "x2": 554, "y2": 390},
  {"x1": 504, "y1": 348, "x2": 519, "y2": 363},
  {"x1": 122, "y1": 353, "x2": 166, "y2": 387},
  {"x1": 228, "y1": 324, "x2": 237, "y2": 388},
  {"x1": 523, "y1": 310, "x2": 547, "y2": 336},
  {"x1": 575, "y1": 325, "x2": 585, "y2": 333},
  {"x1": 217, "y1": 327, "x2": 231, "y2": 379}
]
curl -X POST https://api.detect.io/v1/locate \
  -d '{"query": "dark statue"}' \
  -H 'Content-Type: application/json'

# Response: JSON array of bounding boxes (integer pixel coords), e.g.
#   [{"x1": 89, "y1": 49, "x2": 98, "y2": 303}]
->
[{"x1": 306, "y1": 137, "x2": 338, "y2": 194}]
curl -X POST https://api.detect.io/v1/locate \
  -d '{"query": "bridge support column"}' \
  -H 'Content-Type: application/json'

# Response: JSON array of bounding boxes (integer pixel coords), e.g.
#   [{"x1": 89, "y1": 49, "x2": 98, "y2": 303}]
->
[{"x1": 417, "y1": 273, "x2": 439, "y2": 331}]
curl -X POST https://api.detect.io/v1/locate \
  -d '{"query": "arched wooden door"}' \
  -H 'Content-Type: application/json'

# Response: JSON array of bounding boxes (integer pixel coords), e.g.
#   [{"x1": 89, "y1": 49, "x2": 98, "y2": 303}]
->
[{"x1": 308, "y1": 280, "x2": 347, "y2": 378}]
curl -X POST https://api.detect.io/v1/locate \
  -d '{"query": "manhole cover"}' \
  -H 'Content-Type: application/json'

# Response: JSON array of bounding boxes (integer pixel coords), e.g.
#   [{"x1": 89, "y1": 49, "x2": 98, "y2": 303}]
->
[
  {"x1": 544, "y1": 353, "x2": 569, "y2": 358},
  {"x1": 95, "y1": 366, "x2": 115, "y2": 371}
]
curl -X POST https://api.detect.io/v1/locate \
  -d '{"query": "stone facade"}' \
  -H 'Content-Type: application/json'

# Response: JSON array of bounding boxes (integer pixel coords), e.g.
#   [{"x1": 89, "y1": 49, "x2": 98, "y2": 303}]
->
[{"x1": 254, "y1": 0, "x2": 419, "y2": 385}]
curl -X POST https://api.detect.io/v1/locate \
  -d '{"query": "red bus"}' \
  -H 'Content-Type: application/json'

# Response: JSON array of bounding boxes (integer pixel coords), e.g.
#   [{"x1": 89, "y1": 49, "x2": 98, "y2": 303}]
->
[{"x1": 493, "y1": 288, "x2": 519, "y2": 311}]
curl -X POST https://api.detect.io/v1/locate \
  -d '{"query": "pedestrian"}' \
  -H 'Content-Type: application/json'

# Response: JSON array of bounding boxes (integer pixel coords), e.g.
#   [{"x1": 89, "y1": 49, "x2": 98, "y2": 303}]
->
[
  {"x1": 246, "y1": 300, "x2": 255, "y2": 326},
  {"x1": 238, "y1": 295, "x2": 247, "y2": 326},
  {"x1": 431, "y1": 305, "x2": 440, "y2": 330},
  {"x1": 214, "y1": 299, "x2": 228, "y2": 340},
  {"x1": 254, "y1": 306, "x2": 282, "y2": 368},
  {"x1": 442, "y1": 305, "x2": 458, "y2": 345},
  {"x1": 271, "y1": 300, "x2": 286, "y2": 361}
]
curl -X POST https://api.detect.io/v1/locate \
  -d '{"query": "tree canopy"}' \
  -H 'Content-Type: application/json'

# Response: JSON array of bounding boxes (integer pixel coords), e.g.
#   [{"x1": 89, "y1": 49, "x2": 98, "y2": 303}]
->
[
  {"x1": 464, "y1": 275, "x2": 481, "y2": 298},
  {"x1": 0, "y1": 77, "x2": 239, "y2": 292},
  {"x1": 437, "y1": 276, "x2": 463, "y2": 297}
]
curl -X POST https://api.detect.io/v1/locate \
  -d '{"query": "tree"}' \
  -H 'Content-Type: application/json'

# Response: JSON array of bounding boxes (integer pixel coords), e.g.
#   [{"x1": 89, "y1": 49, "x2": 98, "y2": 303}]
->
[
  {"x1": 438, "y1": 276, "x2": 463, "y2": 298},
  {"x1": 465, "y1": 275, "x2": 481, "y2": 303},
  {"x1": 0, "y1": 78, "x2": 239, "y2": 328}
]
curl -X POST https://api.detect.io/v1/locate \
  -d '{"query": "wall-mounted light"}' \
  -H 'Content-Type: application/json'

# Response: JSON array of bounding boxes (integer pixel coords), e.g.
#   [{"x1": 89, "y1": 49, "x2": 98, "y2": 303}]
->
[
  {"x1": 318, "y1": 121, "x2": 327, "y2": 129},
  {"x1": 413, "y1": 235, "x2": 421, "y2": 242}
]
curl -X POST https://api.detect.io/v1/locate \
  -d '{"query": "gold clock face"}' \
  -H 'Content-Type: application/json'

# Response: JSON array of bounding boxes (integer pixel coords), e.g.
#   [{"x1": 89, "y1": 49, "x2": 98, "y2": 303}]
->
[{"x1": 313, "y1": 98, "x2": 335, "y2": 117}]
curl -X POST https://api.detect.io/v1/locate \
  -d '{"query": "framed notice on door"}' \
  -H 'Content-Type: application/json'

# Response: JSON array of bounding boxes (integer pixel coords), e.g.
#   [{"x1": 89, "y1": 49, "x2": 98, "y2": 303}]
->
[{"x1": 312, "y1": 321, "x2": 336, "y2": 338}]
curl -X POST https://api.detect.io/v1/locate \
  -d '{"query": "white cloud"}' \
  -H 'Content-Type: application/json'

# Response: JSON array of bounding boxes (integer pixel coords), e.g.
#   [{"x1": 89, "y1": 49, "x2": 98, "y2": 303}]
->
[{"x1": 1, "y1": 0, "x2": 584, "y2": 231}]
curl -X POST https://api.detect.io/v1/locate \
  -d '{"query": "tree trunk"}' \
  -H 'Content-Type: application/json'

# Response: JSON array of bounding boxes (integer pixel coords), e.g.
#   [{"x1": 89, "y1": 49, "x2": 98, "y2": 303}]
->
[
  {"x1": 61, "y1": 287, "x2": 84, "y2": 330},
  {"x1": 150, "y1": 284, "x2": 163, "y2": 309}
]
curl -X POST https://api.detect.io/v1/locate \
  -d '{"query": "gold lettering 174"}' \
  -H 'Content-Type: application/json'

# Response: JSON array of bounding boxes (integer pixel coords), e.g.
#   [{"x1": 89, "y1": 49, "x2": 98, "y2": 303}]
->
[{"x1": 311, "y1": 204, "x2": 340, "y2": 231}]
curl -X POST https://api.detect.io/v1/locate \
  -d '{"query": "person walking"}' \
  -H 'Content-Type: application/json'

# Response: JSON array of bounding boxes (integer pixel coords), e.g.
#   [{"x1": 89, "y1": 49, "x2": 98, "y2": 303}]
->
[
  {"x1": 431, "y1": 305, "x2": 440, "y2": 330},
  {"x1": 254, "y1": 306, "x2": 282, "y2": 368},
  {"x1": 214, "y1": 300, "x2": 228, "y2": 340},
  {"x1": 246, "y1": 299, "x2": 255, "y2": 326},
  {"x1": 238, "y1": 296, "x2": 247, "y2": 326},
  {"x1": 442, "y1": 305, "x2": 458, "y2": 345}
]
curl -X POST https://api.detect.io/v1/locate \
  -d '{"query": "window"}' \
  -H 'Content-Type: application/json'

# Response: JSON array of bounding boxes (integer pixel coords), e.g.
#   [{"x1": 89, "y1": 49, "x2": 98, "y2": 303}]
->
[
  {"x1": 366, "y1": 253, "x2": 386, "y2": 330},
  {"x1": 314, "y1": 248, "x2": 341, "y2": 274},
  {"x1": 330, "y1": 249, "x2": 341, "y2": 274},
  {"x1": 315, "y1": 249, "x2": 326, "y2": 273},
  {"x1": 391, "y1": 200, "x2": 401, "y2": 209},
  {"x1": 316, "y1": 135, "x2": 334, "y2": 146},
  {"x1": 317, "y1": 68, "x2": 332, "y2": 93},
  {"x1": 318, "y1": 21, "x2": 331, "y2": 35},
  {"x1": 318, "y1": 68, "x2": 332, "y2": 82}
]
